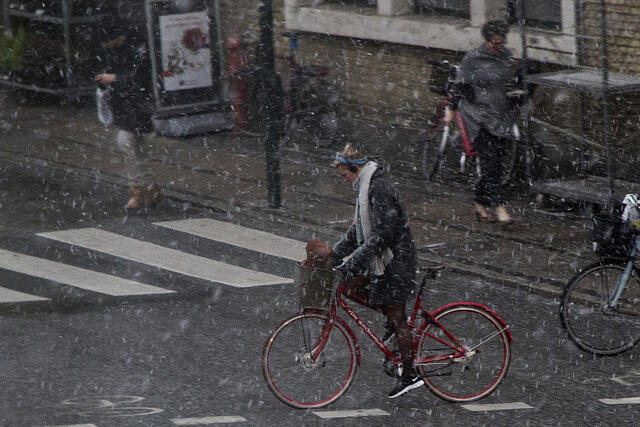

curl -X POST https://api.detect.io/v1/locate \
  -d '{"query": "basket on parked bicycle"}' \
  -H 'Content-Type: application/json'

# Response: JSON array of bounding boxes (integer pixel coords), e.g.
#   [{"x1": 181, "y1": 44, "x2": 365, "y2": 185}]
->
[
  {"x1": 296, "y1": 263, "x2": 336, "y2": 308},
  {"x1": 428, "y1": 61, "x2": 457, "y2": 96},
  {"x1": 592, "y1": 214, "x2": 635, "y2": 258}
]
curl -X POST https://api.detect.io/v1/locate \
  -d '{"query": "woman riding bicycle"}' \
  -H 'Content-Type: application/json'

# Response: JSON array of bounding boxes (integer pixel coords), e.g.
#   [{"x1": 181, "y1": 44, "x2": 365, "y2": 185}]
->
[
  {"x1": 447, "y1": 20, "x2": 520, "y2": 225},
  {"x1": 331, "y1": 143, "x2": 420, "y2": 398}
]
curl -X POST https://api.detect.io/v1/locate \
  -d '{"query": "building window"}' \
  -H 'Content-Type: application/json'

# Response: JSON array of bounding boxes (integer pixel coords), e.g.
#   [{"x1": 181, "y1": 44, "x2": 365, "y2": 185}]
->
[
  {"x1": 414, "y1": 0, "x2": 470, "y2": 19},
  {"x1": 508, "y1": 0, "x2": 562, "y2": 30},
  {"x1": 285, "y1": 0, "x2": 577, "y2": 65},
  {"x1": 325, "y1": 0, "x2": 377, "y2": 7}
]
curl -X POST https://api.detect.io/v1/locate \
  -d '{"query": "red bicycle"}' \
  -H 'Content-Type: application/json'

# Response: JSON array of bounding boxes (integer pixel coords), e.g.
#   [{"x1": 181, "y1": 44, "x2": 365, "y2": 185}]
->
[
  {"x1": 419, "y1": 61, "x2": 529, "y2": 186},
  {"x1": 262, "y1": 265, "x2": 513, "y2": 409}
]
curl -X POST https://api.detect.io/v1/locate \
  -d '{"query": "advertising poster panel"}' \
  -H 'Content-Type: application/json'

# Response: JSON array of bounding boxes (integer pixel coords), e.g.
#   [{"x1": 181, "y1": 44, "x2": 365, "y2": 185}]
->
[
  {"x1": 159, "y1": 11, "x2": 213, "y2": 91},
  {"x1": 146, "y1": 0, "x2": 228, "y2": 135}
]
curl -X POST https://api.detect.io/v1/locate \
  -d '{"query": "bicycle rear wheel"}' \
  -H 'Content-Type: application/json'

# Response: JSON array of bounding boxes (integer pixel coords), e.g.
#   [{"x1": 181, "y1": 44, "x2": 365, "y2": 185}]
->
[
  {"x1": 262, "y1": 311, "x2": 357, "y2": 408},
  {"x1": 416, "y1": 304, "x2": 511, "y2": 402},
  {"x1": 560, "y1": 260, "x2": 640, "y2": 355},
  {"x1": 500, "y1": 136, "x2": 519, "y2": 186}
]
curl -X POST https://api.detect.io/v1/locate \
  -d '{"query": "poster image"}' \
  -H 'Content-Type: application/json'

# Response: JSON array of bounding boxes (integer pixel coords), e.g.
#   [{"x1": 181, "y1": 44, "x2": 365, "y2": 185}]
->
[{"x1": 159, "y1": 11, "x2": 213, "y2": 91}]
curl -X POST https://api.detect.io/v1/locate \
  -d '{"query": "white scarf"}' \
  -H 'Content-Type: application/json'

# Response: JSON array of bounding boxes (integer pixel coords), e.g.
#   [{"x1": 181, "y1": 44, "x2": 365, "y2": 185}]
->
[{"x1": 353, "y1": 161, "x2": 394, "y2": 275}]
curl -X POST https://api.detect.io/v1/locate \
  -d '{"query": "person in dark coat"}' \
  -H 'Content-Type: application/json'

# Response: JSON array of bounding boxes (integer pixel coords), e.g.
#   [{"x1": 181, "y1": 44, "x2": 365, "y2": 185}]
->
[
  {"x1": 449, "y1": 20, "x2": 519, "y2": 225},
  {"x1": 331, "y1": 143, "x2": 420, "y2": 399},
  {"x1": 95, "y1": 4, "x2": 162, "y2": 210}
]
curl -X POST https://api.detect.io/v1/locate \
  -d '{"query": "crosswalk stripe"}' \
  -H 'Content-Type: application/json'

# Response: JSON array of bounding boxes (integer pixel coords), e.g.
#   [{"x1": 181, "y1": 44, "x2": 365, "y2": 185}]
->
[
  {"x1": 312, "y1": 408, "x2": 390, "y2": 419},
  {"x1": 599, "y1": 396, "x2": 640, "y2": 405},
  {"x1": 38, "y1": 228, "x2": 293, "y2": 288},
  {"x1": 461, "y1": 402, "x2": 534, "y2": 411},
  {"x1": 154, "y1": 218, "x2": 306, "y2": 261},
  {"x1": 0, "y1": 248, "x2": 174, "y2": 297},
  {"x1": 34, "y1": 424, "x2": 97, "y2": 427},
  {"x1": 0, "y1": 284, "x2": 49, "y2": 303},
  {"x1": 170, "y1": 415, "x2": 247, "y2": 425}
]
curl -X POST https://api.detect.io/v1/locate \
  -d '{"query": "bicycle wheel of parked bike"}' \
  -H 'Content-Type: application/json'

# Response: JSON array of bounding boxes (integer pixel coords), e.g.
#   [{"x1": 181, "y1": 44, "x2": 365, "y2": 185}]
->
[
  {"x1": 285, "y1": 80, "x2": 340, "y2": 149},
  {"x1": 560, "y1": 259, "x2": 640, "y2": 355},
  {"x1": 262, "y1": 311, "x2": 357, "y2": 409},
  {"x1": 416, "y1": 304, "x2": 511, "y2": 402}
]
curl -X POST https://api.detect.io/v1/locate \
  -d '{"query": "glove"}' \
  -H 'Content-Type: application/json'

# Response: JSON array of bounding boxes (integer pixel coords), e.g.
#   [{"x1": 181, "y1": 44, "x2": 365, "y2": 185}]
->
[{"x1": 334, "y1": 262, "x2": 350, "y2": 282}]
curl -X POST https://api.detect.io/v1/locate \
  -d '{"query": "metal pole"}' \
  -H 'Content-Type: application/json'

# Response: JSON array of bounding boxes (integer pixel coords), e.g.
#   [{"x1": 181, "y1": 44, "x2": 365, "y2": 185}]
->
[
  {"x1": 259, "y1": 0, "x2": 282, "y2": 208},
  {"x1": 517, "y1": 0, "x2": 527, "y2": 63},
  {"x1": 62, "y1": 0, "x2": 72, "y2": 90},
  {"x1": 575, "y1": 0, "x2": 583, "y2": 65},
  {"x1": 600, "y1": 0, "x2": 614, "y2": 207},
  {"x1": 516, "y1": 0, "x2": 533, "y2": 185},
  {"x1": 3, "y1": 0, "x2": 11, "y2": 37}
]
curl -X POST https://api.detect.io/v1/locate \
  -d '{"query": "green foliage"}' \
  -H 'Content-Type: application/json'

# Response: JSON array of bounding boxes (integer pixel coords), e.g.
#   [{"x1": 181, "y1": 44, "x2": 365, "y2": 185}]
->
[{"x1": 0, "y1": 28, "x2": 27, "y2": 73}]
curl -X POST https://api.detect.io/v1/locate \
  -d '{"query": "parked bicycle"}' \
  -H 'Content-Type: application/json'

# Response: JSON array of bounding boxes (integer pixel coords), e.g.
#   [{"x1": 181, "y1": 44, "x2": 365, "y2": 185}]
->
[
  {"x1": 417, "y1": 60, "x2": 533, "y2": 186},
  {"x1": 262, "y1": 265, "x2": 513, "y2": 408},
  {"x1": 247, "y1": 32, "x2": 340, "y2": 147},
  {"x1": 560, "y1": 212, "x2": 640, "y2": 355},
  {"x1": 278, "y1": 32, "x2": 340, "y2": 147}
]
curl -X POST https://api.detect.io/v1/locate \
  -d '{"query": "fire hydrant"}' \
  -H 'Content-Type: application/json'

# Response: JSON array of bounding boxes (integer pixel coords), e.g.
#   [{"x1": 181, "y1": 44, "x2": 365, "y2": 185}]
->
[{"x1": 226, "y1": 35, "x2": 251, "y2": 131}]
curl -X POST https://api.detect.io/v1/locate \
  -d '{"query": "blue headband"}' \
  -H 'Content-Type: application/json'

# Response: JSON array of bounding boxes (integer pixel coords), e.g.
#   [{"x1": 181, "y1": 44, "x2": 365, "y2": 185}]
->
[{"x1": 335, "y1": 153, "x2": 367, "y2": 165}]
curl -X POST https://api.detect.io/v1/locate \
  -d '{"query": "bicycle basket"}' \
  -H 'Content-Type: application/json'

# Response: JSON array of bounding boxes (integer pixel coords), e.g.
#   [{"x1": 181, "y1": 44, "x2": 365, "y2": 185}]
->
[
  {"x1": 428, "y1": 61, "x2": 457, "y2": 96},
  {"x1": 296, "y1": 263, "x2": 335, "y2": 308},
  {"x1": 592, "y1": 214, "x2": 635, "y2": 258}
]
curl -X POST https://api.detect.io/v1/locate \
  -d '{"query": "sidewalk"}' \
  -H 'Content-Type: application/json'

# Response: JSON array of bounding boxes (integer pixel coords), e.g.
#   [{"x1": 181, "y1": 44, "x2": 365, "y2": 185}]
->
[{"x1": 0, "y1": 92, "x2": 598, "y2": 297}]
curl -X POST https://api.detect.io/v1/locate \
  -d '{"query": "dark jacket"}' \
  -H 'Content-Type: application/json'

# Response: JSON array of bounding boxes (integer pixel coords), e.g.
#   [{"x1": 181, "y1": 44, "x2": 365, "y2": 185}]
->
[
  {"x1": 333, "y1": 169, "x2": 417, "y2": 287},
  {"x1": 457, "y1": 44, "x2": 518, "y2": 140},
  {"x1": 101, "y1": 26, "x2": 154, "y2": 133}
]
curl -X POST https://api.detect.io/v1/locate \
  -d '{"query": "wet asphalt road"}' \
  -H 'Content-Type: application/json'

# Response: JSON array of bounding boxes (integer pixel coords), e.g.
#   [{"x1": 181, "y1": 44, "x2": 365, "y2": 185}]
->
[{"x1": 0, "y1": 160, "x2": 639, "y2": 426}]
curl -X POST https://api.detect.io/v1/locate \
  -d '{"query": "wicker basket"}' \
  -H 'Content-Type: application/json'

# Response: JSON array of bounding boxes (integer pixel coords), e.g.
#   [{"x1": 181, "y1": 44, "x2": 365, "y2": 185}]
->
[
  {"x1": 592, "y1": 214, "x2": 635, "y2": 258},
  {"x1": 296, "y1": 263, "x2": 335, "y2": 309}
]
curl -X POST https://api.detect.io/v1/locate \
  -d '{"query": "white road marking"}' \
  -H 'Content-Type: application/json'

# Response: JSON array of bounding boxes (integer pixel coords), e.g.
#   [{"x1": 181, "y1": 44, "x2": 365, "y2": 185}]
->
[
  {"x1": 461, "y1": 402, "x2": 534, "y2": 411},
  {"x1": 0, "y1": 284, "x2": 49, "y2": 303},
  {"x1": 312, "y1": 408, "x2": 390, "y2": 419},
  {"x1": 170, "y1": 416, "x2": 247, "y2": 425},
  {"x1": 154, "y1": 218, "x2": 306, "y2": 261},
  {"x1": 610, "y1": 370, "x2": 640, "y2": 386},
  {"x1": 599, "y1": 396, "x2": 640, "y2": 405},
  {"x1": 0, "y1": 249, "x2": 174, "y2": 296},
  {"x1": 38, "y1": 228, "x2": 292, "y2": 288},
  {"x1": 35, "y1": 424, "x2": 97, "y2": 427}
]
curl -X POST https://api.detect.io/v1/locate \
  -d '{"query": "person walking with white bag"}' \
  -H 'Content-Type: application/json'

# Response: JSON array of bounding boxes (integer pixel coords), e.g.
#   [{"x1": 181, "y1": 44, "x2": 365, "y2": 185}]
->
[{"x1": 95, "y1": 2, "x2": 162, "y2": 210}]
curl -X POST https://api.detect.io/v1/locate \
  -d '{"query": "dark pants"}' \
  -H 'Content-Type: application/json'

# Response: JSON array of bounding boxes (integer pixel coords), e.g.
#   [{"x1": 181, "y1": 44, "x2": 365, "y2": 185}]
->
[{"x1": 474, "y1": 128, "x2": 509, "y2": 207}]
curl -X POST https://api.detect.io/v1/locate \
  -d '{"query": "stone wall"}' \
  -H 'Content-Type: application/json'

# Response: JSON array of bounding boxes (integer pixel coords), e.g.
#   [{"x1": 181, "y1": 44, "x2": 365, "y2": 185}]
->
[
  {"x1": 581, "y1": 0, "x2": 640, "y2": 75},
  {"x1": 217, "y1": 1, "x2": 640, "y2": 179}
]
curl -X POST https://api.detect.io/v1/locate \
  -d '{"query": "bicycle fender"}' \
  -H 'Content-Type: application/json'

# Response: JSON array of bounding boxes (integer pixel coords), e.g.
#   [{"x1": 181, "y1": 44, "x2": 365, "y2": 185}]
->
[
  {"x1": 302, "y1": 308, "x2": 362, "y2": 365},
  {"x1": 431, "y1": 302, "x2": 513, "y2": 343}
]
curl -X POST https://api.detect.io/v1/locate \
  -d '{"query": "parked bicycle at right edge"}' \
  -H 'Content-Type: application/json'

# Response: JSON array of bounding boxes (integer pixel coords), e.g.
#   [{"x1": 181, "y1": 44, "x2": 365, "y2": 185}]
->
[
  {"x1": 560, "y1": 201, "x2": 640, "y2": 356},
  {"x1": 417, "y1": 60, "x2": 533, "y2": 187}
]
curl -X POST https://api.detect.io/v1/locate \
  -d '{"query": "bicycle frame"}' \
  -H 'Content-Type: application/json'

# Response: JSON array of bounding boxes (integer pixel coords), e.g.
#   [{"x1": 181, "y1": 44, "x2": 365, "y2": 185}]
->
[
  {"x1": 433, "y1": 101, "x2": 522, "y2": 177},
  {"x1": 432, "y1": 101, "x2": 475, "y2": 158},
  {"x1": 609, "y1": 235, "x2": 639, "y2": 308},
  {"x1": 307, "y1": 270, "x2": 509, "y2": 369}
]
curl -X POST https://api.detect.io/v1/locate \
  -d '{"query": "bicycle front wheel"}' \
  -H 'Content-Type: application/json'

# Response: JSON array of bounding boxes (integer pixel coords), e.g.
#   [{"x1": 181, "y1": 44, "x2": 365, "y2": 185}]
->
[
  {"x1": 560, "y1": 260, "x2": 640, "y2": 355},
  {"x1": 262, "y1": 312, "x2": 357, "y2": 409},
  {"x1": 419, "y1": 126, "x2": 451, "y2": 182},
  {"x1": 416, "y1": 305, "x2": 511, "y2": 402}
]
